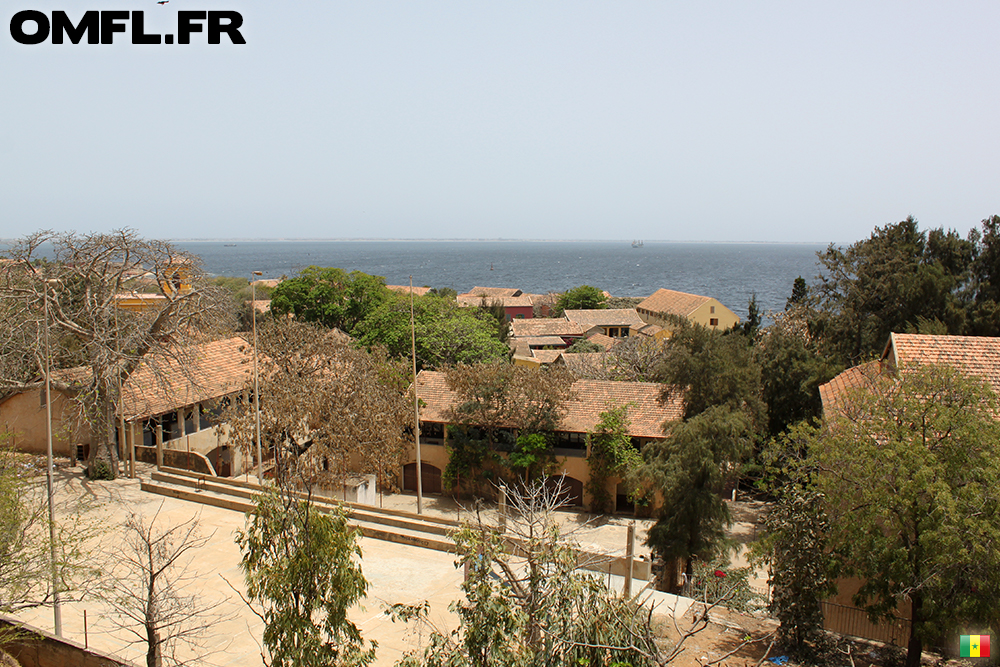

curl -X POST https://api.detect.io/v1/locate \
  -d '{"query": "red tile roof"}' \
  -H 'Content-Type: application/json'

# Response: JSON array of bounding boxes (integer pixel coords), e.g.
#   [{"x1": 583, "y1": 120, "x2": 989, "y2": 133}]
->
[
  {"x1": 818, "y1": 361, "x2": 883, "y2": 413},
  {"x1": 511, "y1": 319, "x2": 585, "y2": 338},
  {"x1": 518, "y1": 336, "x2": 570, "y2": 348},
  {"x1": 530, "y1": 349, "x2": 563, "y2": 364},
  {"x1": 466, "y1": 286, "x2": 523, "y2": 297},
  {"x1": 637, "y1": 289, "x2": 711, "y2": 317},
  {"x1": 415, "y1": 370, "x2": 680, "y2": 438},
  {"x1": 585, "y1": 333, "x2": 617, "y2": 350},
  {"x1": 564, "y1": 308, "x2": 645, "y2": 328},
  {"x1": 883, "y1": 333, "x2": 1000, "y2": 391},
  {"x1": 457, "y1": 293, "x2": 534, "y2": 308},
  {"x1": 120, "y1": 337, "x2": 252, "y2": 420}
]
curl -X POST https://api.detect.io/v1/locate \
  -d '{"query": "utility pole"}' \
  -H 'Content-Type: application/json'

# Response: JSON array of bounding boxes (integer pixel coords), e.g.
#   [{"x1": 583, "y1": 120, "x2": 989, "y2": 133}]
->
[
  {"x1": 252, "y1": 271, "x2": 263, "y2": 484},
  {"x1": 410, "y1": 276, "x2": 423, "y2": 514},
  {"x1": 43, "y1": 280, "x2": 63, "y2": 636}
]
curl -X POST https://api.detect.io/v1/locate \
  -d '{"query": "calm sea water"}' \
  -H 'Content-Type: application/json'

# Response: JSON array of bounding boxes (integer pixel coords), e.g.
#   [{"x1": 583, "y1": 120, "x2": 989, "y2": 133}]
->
[{"x1": 176, "y1": 241, "x2": 827, "y2": 320}]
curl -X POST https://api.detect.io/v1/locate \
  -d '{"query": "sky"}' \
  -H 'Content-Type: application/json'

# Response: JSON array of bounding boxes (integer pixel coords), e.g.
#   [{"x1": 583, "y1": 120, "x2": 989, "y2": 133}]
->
[{"x1": 2, "y1": 1, "x2": 998, "y2": 243}]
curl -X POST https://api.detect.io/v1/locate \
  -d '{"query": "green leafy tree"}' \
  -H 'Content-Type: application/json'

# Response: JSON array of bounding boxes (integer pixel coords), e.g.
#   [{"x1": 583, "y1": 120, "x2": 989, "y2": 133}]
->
[
  {"x1": 586, "y1": 405, "x2": 642, "y2": 513},
  {"x1": 443, "y1": 363, "x2": 574, "y2": 493},
  {"x1": 237, "y1": 489, "x2": 376, "y2": 667},
  {"x1": 655, "y1": 322, "x2": 764, "y2": 421},
  {"x1": 640, "y1": 323, "x2": 762, "y2": 591},
  {"x1": 752, "y1": 461, "x2": 837, "y2": 659},
  {"x1": 554, "y1": 285, "x2": 607, "y2": 315},
  {"x1": 806, "y1": 363, "x2": 1000, "y2": 667},
  {"x1": 507, "y1": 432, "x2": 553, "y2": 481},
  {"x1": 270, "y1": 266, "x2": 391, "y2": 332},
  {"x1": 786, "y1": 276, "x2": 808, "y2": 310},
  {"x1": 739, "y1": 293, "x2": 762, "y2": 338},
  {"x1": 641, "y1": 406, "x2": 752, "y2": 591},
  {"x1": 968, "y1": 214, "x2": 1000, "y2": 335},
  {"x1": 754, "y1": 314, "x2": 839, "y2": 438},
  {"x1": 563, "y1": 337, "x2": 602, "y2": 353},
  {"x1": 810, "y1": 217, "x2": 975, "y2": 365},
  {"x1": 353, "y1": 293, "x2": 507, "y2": 369}
]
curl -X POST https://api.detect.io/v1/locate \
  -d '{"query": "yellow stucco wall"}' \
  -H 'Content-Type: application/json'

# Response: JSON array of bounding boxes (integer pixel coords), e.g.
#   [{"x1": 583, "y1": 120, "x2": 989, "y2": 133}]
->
[
  {"x1": 688, "y1": 299, "x2": 740, "y2": 330},
  {"x1": 403, "y1": 431, "x2": 657, "y2": 512},
  {"x1": 0, "y1": 389, "x2": 90, "y2": 457}
]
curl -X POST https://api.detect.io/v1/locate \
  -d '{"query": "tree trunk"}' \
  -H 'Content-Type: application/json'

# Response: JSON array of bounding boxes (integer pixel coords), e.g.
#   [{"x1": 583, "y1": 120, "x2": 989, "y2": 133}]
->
[
  {"x1": 905, "y1": 591, "x2": 923, "y2": 667},
  {"x1": 660, "y1": 557, "x2": 681, "y2": 594},
  {"x1": 146, "y1": 626, "x2": 162, "y2": 667},
  {"x1": 87, "y1": 387, "x2": 120, "y2": 479}
]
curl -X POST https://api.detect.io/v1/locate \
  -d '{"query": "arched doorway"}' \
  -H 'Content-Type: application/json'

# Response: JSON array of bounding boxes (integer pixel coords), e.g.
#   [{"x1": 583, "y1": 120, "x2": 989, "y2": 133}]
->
[
  {"x1": 545, "y1": 475, "x2": 583, "y2": 507},
  {"x1": 403, "y1": 462, "x2": 443, "y2": 494}
]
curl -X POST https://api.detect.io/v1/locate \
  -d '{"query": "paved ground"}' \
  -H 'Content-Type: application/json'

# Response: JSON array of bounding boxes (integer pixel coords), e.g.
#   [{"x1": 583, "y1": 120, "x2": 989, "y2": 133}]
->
[{"x1": 14, "y1": 459, "x2": 770, "y2": 666}]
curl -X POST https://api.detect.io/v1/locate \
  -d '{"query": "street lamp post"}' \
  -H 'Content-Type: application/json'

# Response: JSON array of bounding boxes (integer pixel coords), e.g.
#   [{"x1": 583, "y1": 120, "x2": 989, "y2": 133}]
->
[
  {"x1": 409, "y1": 276, "x2": 423, "y2": 514},
  {"x1": 251, "y1": 271, "x2": 263, "y2": 484},
  {"x1": 42, "y1": 279, "x2": 63, "y2": 637}
]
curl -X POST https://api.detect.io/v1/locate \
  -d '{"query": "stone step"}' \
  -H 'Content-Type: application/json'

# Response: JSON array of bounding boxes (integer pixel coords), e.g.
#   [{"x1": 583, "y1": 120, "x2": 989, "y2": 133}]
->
[
  {"x1": 149, "y1": 470, "x2": 454, "y2": 538},
  {"x1": 141, "y1": 478, "x2": 458, "y2": 554}
]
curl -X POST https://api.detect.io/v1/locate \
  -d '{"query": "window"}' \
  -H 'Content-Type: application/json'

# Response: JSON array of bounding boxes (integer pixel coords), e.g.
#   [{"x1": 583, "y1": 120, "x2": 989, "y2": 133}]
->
[
  {"x1": 710, "y1": 318, "x2": 719, "y2": 326},
  {"x1": 621, "y1": 328, "x2": 629, "y2": 337},
  {"x1": 608, "y1": 327, "x2": 619, "y2": 337},
  {"x1": 420, "y1": 422, "x2": 445, "y2": 440},
  {"x1": 555, "y1": 431, "x2": 587, "y2": 450},
  {"x1": 710, "y1": 305, "x2": 715, "y2": 314}
]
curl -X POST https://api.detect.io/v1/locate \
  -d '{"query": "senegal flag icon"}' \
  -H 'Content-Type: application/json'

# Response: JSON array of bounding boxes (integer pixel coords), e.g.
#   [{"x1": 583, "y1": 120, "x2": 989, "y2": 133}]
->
[{"x1": 961, "y1": 635, "x2": 991, "y2": 658}]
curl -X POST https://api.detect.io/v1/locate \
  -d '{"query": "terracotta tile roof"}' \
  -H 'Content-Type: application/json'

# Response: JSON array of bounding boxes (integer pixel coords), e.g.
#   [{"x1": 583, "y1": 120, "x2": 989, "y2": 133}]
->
[
  {"x1": 415, "y1": 370, "x2": 680, "y2": 438},
  {"x1": 883, "y1": 333, "x2": 1000, "y2": 391},
  {"x1": 466, "y1": 286, "x2": 523, "y2": 297},
  {"x1": 635, "y1": 323, "x2": 664, "y2": 337},
  {"x1": 564, "y1": 309, "x2": 645, "y2": 328},
  {"x1": 518, "y1": 336, "x2": 570, "y2": 348},
  {"x1": 586, "y1": 333, "x2": 617, "y2": 350},
  {"x1": 457, "y1": 294, "x2": 534, "y2": 308},
  {"x1": 818, "y1": 361, "x2": 883, "y2": 414},
  {"x1": 637, "y1": 288, "x2": 711, "y2": 317},
  {"x1": 511, "y1": 319, "x2": 585, "y2": 338},
  {"x1": 387, "y1": 285, "x2": 432, "y2": 296},
  {"x1": 530, "y1": 349, "x2": 563, "y2": 364},
  {"x1": 120, "y1": 337, "x2": 252, "y2": 420}
]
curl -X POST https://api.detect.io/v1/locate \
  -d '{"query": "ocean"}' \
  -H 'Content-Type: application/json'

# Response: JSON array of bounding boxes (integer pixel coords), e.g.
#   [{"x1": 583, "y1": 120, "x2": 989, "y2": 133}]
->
[{"x1": 175, "y1": 240, "x2": 828, "y2": 320}]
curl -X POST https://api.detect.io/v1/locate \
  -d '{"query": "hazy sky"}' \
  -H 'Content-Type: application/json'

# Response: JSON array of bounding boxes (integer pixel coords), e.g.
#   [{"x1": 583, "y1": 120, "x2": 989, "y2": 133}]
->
[{"x1": 3, "y1": 2, "x2": 998, "y2": 243}]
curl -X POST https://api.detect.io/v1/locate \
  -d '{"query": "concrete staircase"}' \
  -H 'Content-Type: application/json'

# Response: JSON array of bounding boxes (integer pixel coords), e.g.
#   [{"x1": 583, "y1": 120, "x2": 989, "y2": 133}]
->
[
  {"x1": 142, "y1": 468, "x2": 458, "y2": 553},
  {"x1": 141, "y1": 467, "x2": 650, "y2": 581}
]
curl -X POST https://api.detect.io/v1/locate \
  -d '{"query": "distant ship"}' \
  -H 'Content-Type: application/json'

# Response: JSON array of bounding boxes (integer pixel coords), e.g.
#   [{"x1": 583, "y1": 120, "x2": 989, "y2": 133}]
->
[
  {"x1": 223, "y1": 243, "x2": 237, "y2": 247},
  {"x1": 631, "y1": 240, "x2": 644, "y2": 248}
]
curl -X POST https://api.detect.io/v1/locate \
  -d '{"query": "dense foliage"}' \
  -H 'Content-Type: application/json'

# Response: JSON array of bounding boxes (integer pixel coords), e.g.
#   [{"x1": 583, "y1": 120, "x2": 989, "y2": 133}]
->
[
  {"x1": 805, "y1": 215, "x2": 1000, "y2": 366},
  {"x1": 801, "y1": 363, "x2": 1000, "y2": 667},
  {"x1": 554, "y1": 285, "x2": 607, "y2": 314},
  {"x1": 638, "y1": 323, "x2": 762, "y2": 591},
  {"x1": 442, "y1": 363, "x2": 574, "y2": 493},
  {"x1": 353, "y1": 292, "x2": 508, "y2": 369},
  {"x1": 269, "y1": 266, "x2": 391, "y2": 332},
  {"x1": 585, "y1": 405, "x2": 642, "y2": 514},
  {"x1": 238, "y1": 489, "x2": 375, "y2": 667}
]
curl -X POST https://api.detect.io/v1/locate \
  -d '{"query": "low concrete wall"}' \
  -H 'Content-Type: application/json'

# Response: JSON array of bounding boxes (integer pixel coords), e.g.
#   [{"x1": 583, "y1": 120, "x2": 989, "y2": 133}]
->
[{"x1": 0, "y1": 617, "x2": 135, "y2": 667}]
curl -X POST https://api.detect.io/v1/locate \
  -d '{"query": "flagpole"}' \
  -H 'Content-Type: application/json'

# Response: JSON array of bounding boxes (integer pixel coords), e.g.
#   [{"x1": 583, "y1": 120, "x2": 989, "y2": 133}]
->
[{"x1": 410, "y1": 276, "x2": 423, "y2": 515}]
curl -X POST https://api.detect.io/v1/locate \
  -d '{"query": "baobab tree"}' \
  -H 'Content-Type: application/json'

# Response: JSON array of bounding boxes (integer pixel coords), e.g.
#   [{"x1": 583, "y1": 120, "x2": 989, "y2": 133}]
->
[{"x1": 0, "y1": 229, "x2": 232, "y2": 478}]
